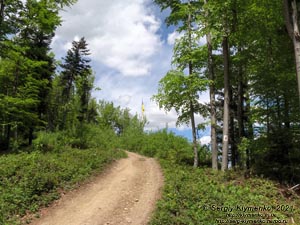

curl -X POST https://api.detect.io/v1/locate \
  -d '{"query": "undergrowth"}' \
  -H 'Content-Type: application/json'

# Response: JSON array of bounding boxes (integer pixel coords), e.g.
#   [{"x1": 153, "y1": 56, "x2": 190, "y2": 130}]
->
[
  {"x1": 0, "y1": 147, "x2": 126, "y2": 225},
  {"x1": 150, "y1": 160, "x2": 300, "y2": 225}
]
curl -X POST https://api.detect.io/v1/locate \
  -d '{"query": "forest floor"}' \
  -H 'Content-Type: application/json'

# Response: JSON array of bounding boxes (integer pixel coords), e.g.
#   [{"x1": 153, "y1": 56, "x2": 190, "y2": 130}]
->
[{"x1": 28, "y1": 152, "x2": 164, "y2": 225}]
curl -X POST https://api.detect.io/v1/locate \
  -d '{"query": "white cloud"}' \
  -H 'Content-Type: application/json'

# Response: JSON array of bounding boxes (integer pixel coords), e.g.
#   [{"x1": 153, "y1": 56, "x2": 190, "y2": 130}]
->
[
  {"x1": 167, "y1": 31, "x2": 184, "y2": 45},
  {"x1": 117, "y1": 95, "x2": 132, "y2": 107},
  {"x1": 198, "y1": 36, "x2": 207, "y2": 46},
  {"x1": 144, "y1": 101, "x2": 178, "y2": 130},
  {"x1": 199, "y1": 90, "x2": 210, "y2": 104},
  {"x1": 54, "y1": 0, "x2": 162, "y2": 76},
  {"x1": 167, "y1": 31, "x2": 207, "y2": 47},
  {"x1": 53, "y1": 0, "x2": 209, "y2": 137},
  {"x1": 200, "y1": 136, "x2": 211, "y2": 145}
]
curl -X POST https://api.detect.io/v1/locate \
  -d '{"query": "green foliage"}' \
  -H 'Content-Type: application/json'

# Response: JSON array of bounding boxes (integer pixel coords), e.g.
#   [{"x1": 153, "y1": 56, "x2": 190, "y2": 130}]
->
[
  {"x1": 250, "y1": 129, "x2": 300, "y2": 184},
  {"x1": 120, "y1": 128, "x2": 210, "y2": 167},
  {"x1": 33, "y1": 124, "x2": 120, "y2": 152},
  {"x1": 0, "y1": 147, "x2": 125, "y2": 224},
  {"x1": 1, "y1": 0, "x2": 300, "y2": 223},
  {"x1": 73, "y1": 124, "x2": 120, "y2": 150},
  {"x1": 153, "y1": 70, "x2": 208, "y2": 126},
  {"x1": 237, "y1": 137, "x2": 250, "y2": 169},
  {"x1": 118, "y1": 118, "x2": 145, "y2": 152},
  {"x1": 0, "y1": 0, "x2": 23, "y2": 40},
  {"x1": 0, "y1": 41, "x2": 48, "y2": 150},
  {"x1": 143, "y1": 130, "x2": 194, "y2": 165},
  {"x1": 0, "y1": 0, "x2": 78, "y2": 150},
  {"x1": 57, "y1": 37, "x2": 94, "y2": 130},
  {"x1": 150, "y1": 161, "x2": 300, "y2": 225},
  {"x1": 33, "y1": 131, "x2": 66, "y2": 152}
]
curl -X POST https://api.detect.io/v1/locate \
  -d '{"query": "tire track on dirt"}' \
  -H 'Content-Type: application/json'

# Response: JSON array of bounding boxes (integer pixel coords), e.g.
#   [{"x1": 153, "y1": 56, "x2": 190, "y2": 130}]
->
[{"x1": 29, "y1": 152, "x2": 164, "y2": 225}]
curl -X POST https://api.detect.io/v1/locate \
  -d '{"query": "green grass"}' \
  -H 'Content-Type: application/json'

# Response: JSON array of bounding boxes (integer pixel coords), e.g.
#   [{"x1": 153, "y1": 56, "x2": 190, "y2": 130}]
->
[
  {"x1": 0, "y1": 147, "x2": 126, "y2": 225},
  {"x1": 150, "y1": 160, "x2": 300, "y2": 225}
]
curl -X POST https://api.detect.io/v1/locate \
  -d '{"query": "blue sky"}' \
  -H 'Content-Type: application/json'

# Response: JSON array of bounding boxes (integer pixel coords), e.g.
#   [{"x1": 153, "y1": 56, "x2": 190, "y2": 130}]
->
[{"x1": 51, "y1": 0, "x2": 211, "y2": 144}]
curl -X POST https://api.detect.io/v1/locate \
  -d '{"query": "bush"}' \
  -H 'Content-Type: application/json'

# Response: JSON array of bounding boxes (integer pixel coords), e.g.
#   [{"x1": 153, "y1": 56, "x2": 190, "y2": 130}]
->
[
  {"x1": 251, "y1": 135, "x2": 300, "y2": 184},
  {"x1": 150, "y1": 161, "x2": 300, "y2": 225},
  {"x1": 120, "y1": 129, "x2": 210, "y2": 167},
  {"x1": 33, "y1": 124, "x2": 120, "y2": 152},
  {"x1": 33, "y1": 131, "x2": 66, "y2": 152}
]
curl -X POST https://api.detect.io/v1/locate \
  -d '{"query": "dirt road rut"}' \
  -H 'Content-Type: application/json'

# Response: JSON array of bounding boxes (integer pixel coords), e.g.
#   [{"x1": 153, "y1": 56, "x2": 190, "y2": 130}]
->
[{"x1": 30, "y1": 152, "x2": 164, "y2": 225}]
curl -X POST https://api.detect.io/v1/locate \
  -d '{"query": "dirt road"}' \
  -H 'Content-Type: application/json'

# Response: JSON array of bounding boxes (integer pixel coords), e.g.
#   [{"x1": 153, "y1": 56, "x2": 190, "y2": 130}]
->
[{"x1": 29, "y1": 152, "x2": 164, "y2": 225}]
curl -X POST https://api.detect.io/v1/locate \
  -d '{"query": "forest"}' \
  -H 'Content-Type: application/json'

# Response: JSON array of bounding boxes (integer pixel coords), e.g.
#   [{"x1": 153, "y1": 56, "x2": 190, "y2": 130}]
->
[
  {"x1": 0, "y1": 0, "x2": 300, "y2": 224},
  {"x1": 153, "y1": 0, "x2": 300, "y2": 182}
]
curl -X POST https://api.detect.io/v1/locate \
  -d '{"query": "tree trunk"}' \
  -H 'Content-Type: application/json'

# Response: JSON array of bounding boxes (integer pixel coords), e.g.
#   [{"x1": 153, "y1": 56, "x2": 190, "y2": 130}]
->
[
  {"x1": 28, "y1": 127, "x2": 33, "y2": 146},
  {"x1": 266, "y1": 99, "x2": 270, "y2": 136},
  {"x1": 284, "y1": 0, "x2": 300, "y2": 104},
  {"x1": 284, "y1": 94, "x2": 291, "y2": 129},
  {"x1": 187, "y1": 0, "x2": 198, "y2": 168},
  {"x1": 237, "y1": 64, "x2": 244, "y2": 167},
  {"x1": 229, "y1": 86, "x2": 237, "y2": 168},
  {"x1": 230, "y1": 112, "x2": 236, "y2": 168},
  {"x1": 237, "y1": 49, "x2": 245, "y2": 140},
  {"x1": 5, "y1": 124, "x2": 11, "y2": 150},
  {"x1": 276, "y1": 97, "x2": 282, "y2": 129},
  {"x1": 204, "y1": 0, "x2": 218, "y2": 170},
  {"x1": 293, "y1": 37, "x2": 300, "y2": 104},
  {"x1": 291, "y1": 0, "x2": 300, "y2": 102},
  {"x1": 190, "y1": 102, "x2": 198, "y2": 168},
  {"x1": 245, "y1": 93, "x2": 252, "y2": 170},
  {"x1": 0, "y1": 0, "x2": 4, "y2": 26},
  {"x1": 208, "y1": 39, "x2": 218, "y2": 170},
  {"x1": 221, "y1": 36, "x2": 230, "y2": 171}
]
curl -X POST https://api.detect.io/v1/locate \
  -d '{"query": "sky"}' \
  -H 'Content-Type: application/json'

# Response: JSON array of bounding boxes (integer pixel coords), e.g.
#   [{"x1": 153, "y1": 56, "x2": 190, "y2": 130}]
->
[{"x1": 51, "y1": 0, "x2": 211, "y2": 144}]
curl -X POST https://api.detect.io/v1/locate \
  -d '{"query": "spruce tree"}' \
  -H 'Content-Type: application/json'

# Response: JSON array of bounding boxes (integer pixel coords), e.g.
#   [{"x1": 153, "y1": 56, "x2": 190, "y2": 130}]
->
[{"x1": 60, "y1": 37, "x2": 93, "y2": 129}]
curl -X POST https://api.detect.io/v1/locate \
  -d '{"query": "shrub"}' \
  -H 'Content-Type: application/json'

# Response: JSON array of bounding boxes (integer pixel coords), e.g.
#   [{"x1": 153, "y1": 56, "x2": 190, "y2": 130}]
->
[
  {"x1": 33, "y1": 131, "x2": 65, "y2": 152},
  {"x1": 150, "y1": 161, "x2": 300, "y2": 225}
]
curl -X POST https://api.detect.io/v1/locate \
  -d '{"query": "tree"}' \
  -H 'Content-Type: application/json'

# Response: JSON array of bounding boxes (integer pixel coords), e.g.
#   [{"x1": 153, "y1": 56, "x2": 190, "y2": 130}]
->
[
  {"x1": 18, "y1": 0, "x2": 60, "y2": 133},
  {"x1": 153, "y1": 70, "x2": 208, "y2": 168},
  {"x1": 203, "y1": 0, "x2": 218, "y2": 170},
  {"x1": 187, "y1": 0, "x2": 199, "y2": 168},
  {"x1": 15, "y1": 0, "x2": 78, "y2": 143},
  {"x1": 155, "y1": 0, "x2": 300, "y2": 182},
  {"x1": 0, "y1": 0, "x2": 23, "y2": 41},
  {"x1": 221, "y1": 35, "x2": 230, "y2": 171},
  {"x1": 0, "y1": 41, "x2": 45, "y2": 149},
  {"x1": 59, "y1": 37, "x2": 93, "y2": 129},
  {"x1": 284, "y1": 0, "x2": 300, "y2": 104},
  {"x1": 154, "y1": 0, "x2": 209, "y2": 168},
  {"x1": 0, "y1": 0, "x2": 77, "y2": 149},
  {"x1": 201, "y1": 0, "x2": 233, "y2": 171}
]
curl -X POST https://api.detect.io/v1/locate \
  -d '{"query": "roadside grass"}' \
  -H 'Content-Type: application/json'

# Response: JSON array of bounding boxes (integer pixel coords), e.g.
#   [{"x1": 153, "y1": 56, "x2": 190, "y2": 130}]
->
[
  {"x1": 150, "y1": 160, "x2": 300, "y2": 225},
  {"x1": 120, "y1": 129, "x2": 300, "y2": 225},
  {"x1": 0, "y1": 147, "x2": 126, "y2": 225}
]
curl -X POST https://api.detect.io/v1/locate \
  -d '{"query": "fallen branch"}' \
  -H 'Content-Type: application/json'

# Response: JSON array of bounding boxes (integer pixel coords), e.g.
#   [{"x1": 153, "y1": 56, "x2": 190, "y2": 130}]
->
[{"x1": 289, "y1": 184, "x2": 300, "y2": 191}]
